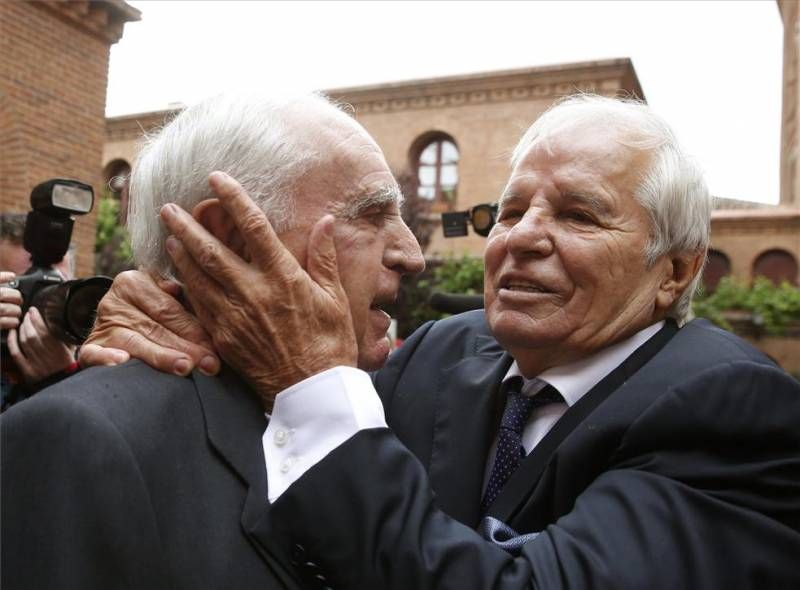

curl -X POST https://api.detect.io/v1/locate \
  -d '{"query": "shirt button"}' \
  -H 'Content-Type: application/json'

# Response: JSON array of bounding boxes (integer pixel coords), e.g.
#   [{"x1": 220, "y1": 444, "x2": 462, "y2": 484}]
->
[
  {"x1": 280, "y1": 456, "x2": 295, "y2": 474},
  {"x1": 274, "y1": 429, "x2": 289, "y2": 446}
]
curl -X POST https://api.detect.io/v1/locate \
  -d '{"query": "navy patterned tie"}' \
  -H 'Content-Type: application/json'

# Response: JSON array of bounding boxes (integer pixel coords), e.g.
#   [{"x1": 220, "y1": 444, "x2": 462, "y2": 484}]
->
[{"x1": 480, "y1": 377, "x2": 564, "y2": 514}]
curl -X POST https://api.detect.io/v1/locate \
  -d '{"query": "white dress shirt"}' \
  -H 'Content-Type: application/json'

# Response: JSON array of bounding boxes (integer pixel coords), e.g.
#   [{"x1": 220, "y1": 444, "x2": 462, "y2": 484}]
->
[{"x1": 263, "y1": 321, "x2": 665, "y2": 503}]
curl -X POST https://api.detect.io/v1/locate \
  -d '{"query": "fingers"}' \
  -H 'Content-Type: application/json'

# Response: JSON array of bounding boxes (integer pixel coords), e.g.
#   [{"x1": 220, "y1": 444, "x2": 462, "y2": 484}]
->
[
  {"x1": 156, "y1": 278, "x2": 182, "y2": 298},
  {"x1": 6, "y1": 329, "x2": 33, "y2": 376},
  {"x1": 86, "y1": 314, "x2": 219, "y2": 376},
  {"x1": 101, "y1": 328, "x2": 199, "y2": 376},
  {"x1": 0, "y1": 287, "x2": 23, "y2": 328},
  {"x1": 78, "y1": 343, "x2": 130, "y2": 367},
  {"x1": 0, "y1": 271, "x2": 15, "y2": 284},
  {"x1": 165, "y1": 237, "x2": 231, "y2": 334},
  {"x1": 26, "y1": 306, "x2": 49, "y2": 335},
  {"x1": 160, "y1": 204, "x2": 248, "y2": 289},
  {"x1": 206, "y1": 171, "x2": 297, "y2": 272},
  {"x1": 110, "y1": 271, "x2": 215, "y2": 353},
  {"x1": 84, "y1": 269, "x2": 220, "y2": 375},
  {"x1": 0, "y1": 286, "x2": 22, "y2": 306},
  {"x1": 0, "y1": 315, "x2": 20, "y2": 330},
  {"x1": 306, "y1": 215, "x2": 343, "y2": 297},
  {"x1": 18, "y1": 309, "x2": 38, "y2": 347}
]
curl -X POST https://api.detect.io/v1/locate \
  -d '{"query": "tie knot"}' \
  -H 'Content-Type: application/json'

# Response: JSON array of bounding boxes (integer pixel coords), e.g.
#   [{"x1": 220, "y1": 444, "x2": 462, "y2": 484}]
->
[{"x1": 500, "y1": 378, "x2": 563, "y2": 434}]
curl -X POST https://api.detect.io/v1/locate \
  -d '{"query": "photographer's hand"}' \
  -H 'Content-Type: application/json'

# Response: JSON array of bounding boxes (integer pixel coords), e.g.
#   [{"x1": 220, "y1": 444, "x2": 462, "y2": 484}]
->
[
  {"x1": 0, "y1": 272, "x2": 23, "y2": 330},
  {"x1": 7, "y1": 307, "x2": 75, "y2": 384},
  {"x1": 79, "y1": 271, "x2": 220, "y2": 376}
]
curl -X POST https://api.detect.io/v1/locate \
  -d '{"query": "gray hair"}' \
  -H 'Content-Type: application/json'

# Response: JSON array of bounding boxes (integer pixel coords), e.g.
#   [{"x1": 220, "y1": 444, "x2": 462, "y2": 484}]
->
[
  {"x1": 511, "y1": 94, "x2": 711, "y2": 324},
  {"x1": 128, "y1": 92, "x2": 346, "y2": 279}
]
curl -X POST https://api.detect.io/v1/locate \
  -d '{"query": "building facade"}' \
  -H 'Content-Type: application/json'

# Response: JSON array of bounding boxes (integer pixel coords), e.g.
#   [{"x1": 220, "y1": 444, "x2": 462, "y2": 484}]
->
[
  {"x1": 104, "y1": 58, "x2": 645, "y2": 258},
  {"x1": 1, "y1": 0, "x2": 139, "y2": 276}
]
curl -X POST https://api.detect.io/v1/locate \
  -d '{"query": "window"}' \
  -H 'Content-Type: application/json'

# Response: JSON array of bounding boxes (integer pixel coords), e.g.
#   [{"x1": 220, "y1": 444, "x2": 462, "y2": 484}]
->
[
  {"x1": 102, "y1": 159, "x2": 131, "y2": 223},
  {"x1": 703, "y1": 249, "x2": 731, "y2": 293},
  {"x1": 752, "y1": 249, "x2": 798, "y2": 285},
  {"x1": 414, "y1": 135, "x2": 459, "y2": 207}
]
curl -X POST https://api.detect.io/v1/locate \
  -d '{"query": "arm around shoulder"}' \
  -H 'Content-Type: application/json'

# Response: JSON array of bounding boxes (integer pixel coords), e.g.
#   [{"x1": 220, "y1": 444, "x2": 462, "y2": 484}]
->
[{"x1": 255, "y1": 361, "x2": 800, "y2": 590}]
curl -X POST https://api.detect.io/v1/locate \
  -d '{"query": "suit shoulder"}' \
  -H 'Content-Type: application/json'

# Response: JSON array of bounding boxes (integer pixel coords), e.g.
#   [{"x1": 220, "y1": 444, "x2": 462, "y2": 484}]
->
[
  {"x1": 407, "y1": 310, "x2": 498, "y2": 356},
  {"x1": 10, "y1": 360, "x2": 201, "y2": 435},
  {"x1": 668, "y1": 319, "x2": 779, "y2": 369},
  {"x1": 380, "y1": 310, "x2": 498, "y2": 375}
]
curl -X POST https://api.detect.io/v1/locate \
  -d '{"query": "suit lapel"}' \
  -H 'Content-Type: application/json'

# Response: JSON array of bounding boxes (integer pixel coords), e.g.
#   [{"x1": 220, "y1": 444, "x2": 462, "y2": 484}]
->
[
  {"x1": 488, "y1": 320, "x2": 680, "y2": 523},
  {"x1": 428, "y1": 335, "x2": 514, "y2": 527},
  {"x1": 192, "y1": 367, "x2": 270, "y2": 533}
]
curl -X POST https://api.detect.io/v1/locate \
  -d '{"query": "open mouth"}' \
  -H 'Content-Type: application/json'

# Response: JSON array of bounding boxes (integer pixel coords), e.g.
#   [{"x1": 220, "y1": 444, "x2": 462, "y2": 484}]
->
[
  {"x1": 369, "y1": 294, "x2": 397, "y2": 320},
  {"x1": 500, "y1": 277, "x2": 554, "y2": 294},
  {"x1": 504, "y1": 282, "x2": 550, "y2": 294}
]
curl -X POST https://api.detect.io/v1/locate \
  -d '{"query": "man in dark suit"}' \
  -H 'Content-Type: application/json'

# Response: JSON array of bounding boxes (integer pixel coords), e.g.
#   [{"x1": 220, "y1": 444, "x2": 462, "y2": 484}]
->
[
  {"x1": 80, "y1": 95, "x2": 800, "y2": 588},
  {"x1": 0, "y1": 91, "x2": 424, "y2": 589}
]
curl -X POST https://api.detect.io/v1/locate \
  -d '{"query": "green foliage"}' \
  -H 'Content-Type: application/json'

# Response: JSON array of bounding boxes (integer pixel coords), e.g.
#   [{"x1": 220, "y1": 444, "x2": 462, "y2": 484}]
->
[
  {"x1": 94, "y1": 194, "x2": 134, "y2": 277},
  {"x1": 390, "y1": 255, "x2": 484, "y2": 337},
  {"x1": 422, "y1": 254, "x2": 485, "y2": 296},
  {"x1": 693, "y1": 276, "x2": 800, "y2": 336}
]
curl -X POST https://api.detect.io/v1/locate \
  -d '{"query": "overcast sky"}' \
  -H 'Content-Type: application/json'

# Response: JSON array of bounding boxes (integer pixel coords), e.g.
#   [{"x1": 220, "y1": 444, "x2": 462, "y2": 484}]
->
[{"x1": 107, "y1": 0, "x2": 784, "y2": 204}]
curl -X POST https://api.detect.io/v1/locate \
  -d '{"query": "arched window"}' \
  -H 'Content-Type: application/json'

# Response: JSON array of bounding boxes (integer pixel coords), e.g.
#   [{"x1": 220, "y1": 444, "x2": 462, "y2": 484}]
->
[
  {"x1": 413, "y1": 134, "x2": 459, "y2": 209},
  {"x1": 103, "y1": 159, "x2": 131, "y2": 197},
  {"x1": 703, "y1": 249, "x2": 731, "y2": 293},
  {"x1": 102, "y1": 159, "x2": 131, "y2": 223},
  {"x1": 752, "y1": 249, "x2": 799, "y2": 285}
]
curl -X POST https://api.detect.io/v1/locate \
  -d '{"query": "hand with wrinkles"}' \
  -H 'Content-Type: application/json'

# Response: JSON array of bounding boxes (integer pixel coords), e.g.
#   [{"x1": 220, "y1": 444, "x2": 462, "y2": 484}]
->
[
  {"x1": 154, "y1": 172, "x2": 358, "y2": 407},
  {"x1": 157, "y1": 171, "x2": 357, "y2": 408},
  {"x1": 80, "y1": 271, "x2": 220, "y2": 376}
]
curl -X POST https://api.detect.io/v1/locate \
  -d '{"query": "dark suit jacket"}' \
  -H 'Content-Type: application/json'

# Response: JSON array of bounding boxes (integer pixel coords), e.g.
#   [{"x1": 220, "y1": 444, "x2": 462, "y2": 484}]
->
[
  {"x1": 257, "y1": 312, "x2": 800, "y2": 589},
  {"x1": 1, "y1": 361, "x2": 298, "y2": 590}
]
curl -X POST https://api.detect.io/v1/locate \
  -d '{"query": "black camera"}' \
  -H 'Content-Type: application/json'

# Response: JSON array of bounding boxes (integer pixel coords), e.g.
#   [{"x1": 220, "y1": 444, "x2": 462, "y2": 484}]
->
[
  {"x1": 2, "y1": 179, "x2": 112, "y2": 347},
  {"x1": 441, "y1": 203, "x2": 498, "y2": 238}
]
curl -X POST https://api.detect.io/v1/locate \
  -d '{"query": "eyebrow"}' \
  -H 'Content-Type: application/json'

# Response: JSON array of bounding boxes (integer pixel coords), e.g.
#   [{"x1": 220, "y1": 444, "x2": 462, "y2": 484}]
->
[
  {"x1": 497, "y1": 191, "x2": 526, "y2": 210},
  {"x1": 335, "y1": 185, "x2": 404, "y2": 220},
  {"x1": 561, "y1": 191, "x2": 612, "y2": 216},
  {"x1": 498, "y1": 189, "x2": 612, "y2": 217}
]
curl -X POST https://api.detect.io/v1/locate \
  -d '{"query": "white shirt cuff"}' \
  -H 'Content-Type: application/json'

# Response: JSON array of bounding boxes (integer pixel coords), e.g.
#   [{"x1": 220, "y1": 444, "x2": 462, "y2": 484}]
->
[{"x1": 262, "y1": 366, "x2": 387, "y2": 502}]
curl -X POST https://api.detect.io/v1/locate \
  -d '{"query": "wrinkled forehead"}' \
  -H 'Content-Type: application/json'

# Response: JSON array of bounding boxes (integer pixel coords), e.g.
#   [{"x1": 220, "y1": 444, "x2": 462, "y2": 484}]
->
[
  {"x1": 291, "y1": 110, "x2": 401, "y2": 209},
  {"x1": 510, "y1": 121, "x2": 652, "y2": 181}
]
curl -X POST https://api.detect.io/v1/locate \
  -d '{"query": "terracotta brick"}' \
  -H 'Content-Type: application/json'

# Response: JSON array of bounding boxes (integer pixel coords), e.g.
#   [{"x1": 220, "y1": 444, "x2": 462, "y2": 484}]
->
[{"x1": 0, "y1": 0, "x2": 138, "y2": 276}]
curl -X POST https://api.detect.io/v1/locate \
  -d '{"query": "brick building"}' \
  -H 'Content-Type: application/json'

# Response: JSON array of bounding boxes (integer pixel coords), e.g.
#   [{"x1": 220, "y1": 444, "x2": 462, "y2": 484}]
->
[{"x1": 0, "y1": 0, "x2": 139, "y2": 276}]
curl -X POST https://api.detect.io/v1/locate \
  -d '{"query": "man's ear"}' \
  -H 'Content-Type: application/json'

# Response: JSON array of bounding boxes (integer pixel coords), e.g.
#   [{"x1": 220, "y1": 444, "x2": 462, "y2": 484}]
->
[
  {"x1": 655, "y1": 250, "x2": 705, "y2": 312},
  {"x1": 191, "y1": 199, "x2": 248, "y2": 259}
]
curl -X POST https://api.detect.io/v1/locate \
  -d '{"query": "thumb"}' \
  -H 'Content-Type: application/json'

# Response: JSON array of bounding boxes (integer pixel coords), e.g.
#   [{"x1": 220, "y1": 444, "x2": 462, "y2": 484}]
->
[{"x1": 306, "y1": 215, "x2": 342, "y2": 297}]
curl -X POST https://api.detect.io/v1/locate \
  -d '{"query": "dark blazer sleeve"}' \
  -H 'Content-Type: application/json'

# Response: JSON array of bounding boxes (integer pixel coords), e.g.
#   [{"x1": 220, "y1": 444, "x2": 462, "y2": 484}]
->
[
  {"x1": 1, "y1": 393, "x2": 170, "y2": 590},
  {"x1": 258, "y1": 361, "x2": 800, "y2": 589}
]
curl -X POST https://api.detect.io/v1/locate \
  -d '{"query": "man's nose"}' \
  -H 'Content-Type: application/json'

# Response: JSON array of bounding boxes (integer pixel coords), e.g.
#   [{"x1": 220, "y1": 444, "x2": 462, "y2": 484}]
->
[
  {"x1": 505, "y1": 209, "x2": 554, "y2": 258},
  {"x1": 386, "y1": 221, "x2": 425, "y2": 276}
]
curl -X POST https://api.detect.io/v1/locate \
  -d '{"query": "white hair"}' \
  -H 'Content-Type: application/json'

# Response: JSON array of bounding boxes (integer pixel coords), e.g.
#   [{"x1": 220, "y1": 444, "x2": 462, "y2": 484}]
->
[
  {"x1": 511, "y1": 94, "x2": 711, "y2": 324},
  {"x1": 128, "y1": 92, "x2": 347, "y2": 279}
]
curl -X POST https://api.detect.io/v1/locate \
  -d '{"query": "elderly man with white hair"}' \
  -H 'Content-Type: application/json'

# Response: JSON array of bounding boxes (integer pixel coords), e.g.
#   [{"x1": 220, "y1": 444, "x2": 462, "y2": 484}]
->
[
  {"x1": 17, "y1": 95, "x2": 800, "y2": 588},
  {"x1": 0, "y1": 92, "x2": 424, "y2": 590}
]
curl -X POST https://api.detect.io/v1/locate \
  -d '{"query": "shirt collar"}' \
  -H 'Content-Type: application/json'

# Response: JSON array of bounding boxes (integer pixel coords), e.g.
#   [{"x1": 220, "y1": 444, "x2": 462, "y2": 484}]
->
[{"x1": 503, "y1": 321, "x2": 665, "y2": 407}]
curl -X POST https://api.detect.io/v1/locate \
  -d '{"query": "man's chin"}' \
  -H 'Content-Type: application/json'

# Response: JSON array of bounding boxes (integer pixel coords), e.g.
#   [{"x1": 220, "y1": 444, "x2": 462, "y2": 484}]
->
[{"x1": 356, "y1": 335, "x2": 392, "y2": 371}]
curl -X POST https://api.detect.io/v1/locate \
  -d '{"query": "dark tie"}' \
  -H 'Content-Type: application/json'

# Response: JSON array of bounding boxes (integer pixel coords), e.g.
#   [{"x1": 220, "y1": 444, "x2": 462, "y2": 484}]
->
[{"x1": 480, "y1": 377, "x2": 564, "y2": 514}]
